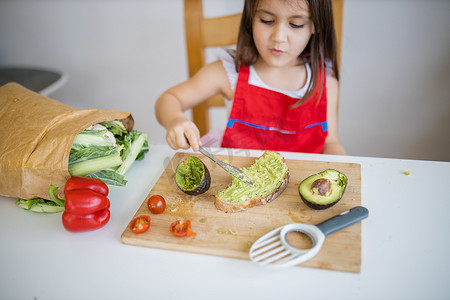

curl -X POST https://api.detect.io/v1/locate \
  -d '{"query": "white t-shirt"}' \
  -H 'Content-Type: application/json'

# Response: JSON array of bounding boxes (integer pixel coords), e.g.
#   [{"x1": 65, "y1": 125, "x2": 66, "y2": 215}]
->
[{"x1": 218, "y1": 48, "x2": 312, "y2": 117}]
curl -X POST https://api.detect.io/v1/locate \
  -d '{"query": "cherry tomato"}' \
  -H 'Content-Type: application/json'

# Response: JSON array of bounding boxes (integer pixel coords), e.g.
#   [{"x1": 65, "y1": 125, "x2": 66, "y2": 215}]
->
[
  {"x1": 147, "y1": 195, "x2": 166, "y2": 214},
  {"x1": 170, "y1": 220, "x2": 196, "y2": 237},
  {"x1": 129, "y1": 215, "x2": 151, "y2": 234}
]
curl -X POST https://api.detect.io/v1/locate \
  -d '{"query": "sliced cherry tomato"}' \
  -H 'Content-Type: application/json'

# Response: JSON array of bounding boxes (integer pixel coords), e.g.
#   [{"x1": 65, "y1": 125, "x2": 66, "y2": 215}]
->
[
  {"x1": 147, "y1": 195, "x2": 166, "y2": 214},
  {"x1": 170, "y1": 220, "x2": 196, "y2": 237},
  {"x1": 129, "y1": 215, "x2": 151, "y2": 234}
]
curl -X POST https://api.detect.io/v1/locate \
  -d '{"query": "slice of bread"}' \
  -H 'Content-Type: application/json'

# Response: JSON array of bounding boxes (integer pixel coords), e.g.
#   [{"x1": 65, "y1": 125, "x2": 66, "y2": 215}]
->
[{"x1": 214, "y1": 151, "x2": 290, "y2": 213}]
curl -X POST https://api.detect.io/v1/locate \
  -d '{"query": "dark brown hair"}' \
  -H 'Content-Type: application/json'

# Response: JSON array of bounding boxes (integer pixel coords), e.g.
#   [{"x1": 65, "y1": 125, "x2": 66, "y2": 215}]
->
[{"x1": 235, "y1": 0, "x2": 339, "y2": 106}]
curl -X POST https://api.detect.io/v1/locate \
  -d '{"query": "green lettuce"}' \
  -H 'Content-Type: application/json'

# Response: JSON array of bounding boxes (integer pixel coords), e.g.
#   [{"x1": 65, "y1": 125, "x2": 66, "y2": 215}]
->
[
  {"x1": 116, "y1": 130, "x2": 148, "y2": 175},
  {"x1": 16, "y1": 198, "x2": 64, "y2": 213},
  {"x1": 68, "y1": 121, "x2": 148, "y2": 186}
]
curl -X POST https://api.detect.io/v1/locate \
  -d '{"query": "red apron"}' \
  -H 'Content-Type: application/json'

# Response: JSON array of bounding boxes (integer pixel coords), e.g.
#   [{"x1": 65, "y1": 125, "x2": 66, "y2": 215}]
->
[{"x1": 221, "y1": 65, "x2": 327, "y2": 153}]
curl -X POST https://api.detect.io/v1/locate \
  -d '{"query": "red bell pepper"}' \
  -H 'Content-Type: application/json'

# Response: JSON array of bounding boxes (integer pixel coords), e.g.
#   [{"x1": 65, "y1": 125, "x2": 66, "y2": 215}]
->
[
  {"x1": 62, "y1": 208, "x2": 110, "y2": 232},
  {"x1": 49, "y1": 177, "x2": 111, "y2": 233},
  {"x1": 64, "y1": 176, "x2": 109, "y2": 196},
  {"x1": 64, "y1": 190, "x2": 110, "y2": 215}
]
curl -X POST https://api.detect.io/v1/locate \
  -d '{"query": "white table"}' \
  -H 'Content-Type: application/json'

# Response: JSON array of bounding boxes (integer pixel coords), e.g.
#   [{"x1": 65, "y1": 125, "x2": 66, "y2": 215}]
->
[{"x1": 1, "y1": 144, "x2": 449, "y2": 300}]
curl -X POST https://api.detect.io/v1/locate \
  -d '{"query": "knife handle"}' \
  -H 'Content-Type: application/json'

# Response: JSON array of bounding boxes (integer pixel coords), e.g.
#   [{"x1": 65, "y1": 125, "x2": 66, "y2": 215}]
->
[{"x1": 316, "y1": 206, "x2": 369, "y2": 236}]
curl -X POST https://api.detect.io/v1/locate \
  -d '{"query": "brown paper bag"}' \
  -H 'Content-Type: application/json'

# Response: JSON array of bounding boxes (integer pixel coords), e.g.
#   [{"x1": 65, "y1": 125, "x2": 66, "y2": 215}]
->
[{"x1": 0, "y1": 82, "x2": 134, "y2": 200}]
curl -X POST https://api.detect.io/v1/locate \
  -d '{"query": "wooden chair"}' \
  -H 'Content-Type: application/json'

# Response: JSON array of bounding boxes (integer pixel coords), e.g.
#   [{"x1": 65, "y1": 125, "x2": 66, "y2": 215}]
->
[
  {"x1": 184, "y1": 0, "x2": 344, "y2": 136},
  {"x1": 333, "y1": 0, "x2": 344, "y2": 68}
]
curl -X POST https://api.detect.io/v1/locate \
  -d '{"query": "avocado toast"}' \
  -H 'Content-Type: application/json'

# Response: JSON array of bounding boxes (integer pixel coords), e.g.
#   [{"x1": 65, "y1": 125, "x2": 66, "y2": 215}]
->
[{"x1": 215, "y1": 151, "x2": 289, "y2": 213}]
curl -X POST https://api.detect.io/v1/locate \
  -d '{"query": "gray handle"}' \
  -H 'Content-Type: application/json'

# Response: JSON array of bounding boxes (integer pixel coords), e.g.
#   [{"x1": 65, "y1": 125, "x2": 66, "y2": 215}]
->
[{"x1": 316, "y1": 206, "x2": 369, "y2": 236}]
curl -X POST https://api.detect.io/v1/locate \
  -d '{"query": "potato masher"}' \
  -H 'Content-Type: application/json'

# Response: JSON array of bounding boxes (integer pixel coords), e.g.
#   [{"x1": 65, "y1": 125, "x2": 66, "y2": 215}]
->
[{"x1": 249, "y1": 206, "x2": 369, "y2": 269}]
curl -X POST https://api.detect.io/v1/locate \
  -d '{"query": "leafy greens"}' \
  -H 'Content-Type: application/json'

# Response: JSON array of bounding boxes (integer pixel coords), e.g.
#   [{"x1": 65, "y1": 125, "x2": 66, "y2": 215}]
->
[{"x1": 68, "y1": 121, "x2": 148, "y2": 186}]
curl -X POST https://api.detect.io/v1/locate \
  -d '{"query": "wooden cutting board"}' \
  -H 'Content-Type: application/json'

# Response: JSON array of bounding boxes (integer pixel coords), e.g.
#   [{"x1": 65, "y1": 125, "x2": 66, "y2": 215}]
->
[{"x1": 121, "y1": 152, "x2": 362, "y2": 273}]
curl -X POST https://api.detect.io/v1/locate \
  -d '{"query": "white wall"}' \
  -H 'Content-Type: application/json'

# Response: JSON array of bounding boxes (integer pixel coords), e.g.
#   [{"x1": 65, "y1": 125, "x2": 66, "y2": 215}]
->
[
  {"x1": 1, "y1": 0, "x2": 449, "y2": 161},
  {"x1": 339, "y1": 0, "x2": 450, "y2": 161}
]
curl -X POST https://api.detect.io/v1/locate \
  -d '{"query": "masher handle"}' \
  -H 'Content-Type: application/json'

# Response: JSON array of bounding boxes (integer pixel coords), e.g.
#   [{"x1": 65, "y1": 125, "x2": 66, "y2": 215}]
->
[{"x1": 316, "y1": 206, "x2": 369, "y2": 236}]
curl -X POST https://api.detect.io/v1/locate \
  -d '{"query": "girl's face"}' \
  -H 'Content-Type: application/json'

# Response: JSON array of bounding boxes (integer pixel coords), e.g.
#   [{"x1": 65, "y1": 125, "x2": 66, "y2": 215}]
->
[{"x1": 252, "y1": 0, "x2": 314, "y2": 69}]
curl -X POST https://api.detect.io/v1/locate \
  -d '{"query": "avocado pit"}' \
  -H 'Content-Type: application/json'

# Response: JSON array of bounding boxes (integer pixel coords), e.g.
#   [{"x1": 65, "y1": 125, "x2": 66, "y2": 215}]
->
[{"x1": 311, "y1": 178, "x2": 332, "y2": 196}]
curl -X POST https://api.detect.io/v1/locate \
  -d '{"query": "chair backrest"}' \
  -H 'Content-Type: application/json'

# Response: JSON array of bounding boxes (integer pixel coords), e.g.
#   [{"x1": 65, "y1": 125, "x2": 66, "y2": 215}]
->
[
  {"x1": 332, "y1": 0, "x2": 344, "y2": 68},
  {"x1": 184, "y1": 0, "x2": 344, "y2": 136}
]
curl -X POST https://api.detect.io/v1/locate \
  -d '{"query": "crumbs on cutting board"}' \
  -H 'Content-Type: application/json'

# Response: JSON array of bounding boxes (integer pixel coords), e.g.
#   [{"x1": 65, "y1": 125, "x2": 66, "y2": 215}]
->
[{"x1": 217, "y1": 229, "x2": 238, "y2": 237}]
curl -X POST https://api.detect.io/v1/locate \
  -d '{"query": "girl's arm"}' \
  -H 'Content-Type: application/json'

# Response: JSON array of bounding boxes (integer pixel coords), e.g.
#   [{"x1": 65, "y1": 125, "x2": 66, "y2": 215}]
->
[
  {"x1": 155, "y1": 60, "x2": 233, "y2": 151},
  {"x1": 323, "y1": 74, "x2": 347, "y2": 155}
]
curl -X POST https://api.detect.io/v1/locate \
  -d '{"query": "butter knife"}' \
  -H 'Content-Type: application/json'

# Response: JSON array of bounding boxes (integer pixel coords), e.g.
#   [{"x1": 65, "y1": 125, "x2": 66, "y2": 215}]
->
[{"x1": 198, "y1": 147, "x2": 253, "y2": 186}]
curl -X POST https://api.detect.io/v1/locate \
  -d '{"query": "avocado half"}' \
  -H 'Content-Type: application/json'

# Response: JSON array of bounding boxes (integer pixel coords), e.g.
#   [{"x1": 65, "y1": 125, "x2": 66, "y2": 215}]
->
[
  {"x1": 298, "y1": 169, "x2": 347, "y2": 210},
  {"x1": 175, "y1": 156, "x2": 211, "y2": 195}
]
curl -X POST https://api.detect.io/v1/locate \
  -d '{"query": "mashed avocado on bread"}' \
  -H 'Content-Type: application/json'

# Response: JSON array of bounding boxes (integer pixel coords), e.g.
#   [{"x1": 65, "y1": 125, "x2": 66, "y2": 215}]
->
[{"x1": 215, "y1": 151, "x2": 289, "y2": 213}]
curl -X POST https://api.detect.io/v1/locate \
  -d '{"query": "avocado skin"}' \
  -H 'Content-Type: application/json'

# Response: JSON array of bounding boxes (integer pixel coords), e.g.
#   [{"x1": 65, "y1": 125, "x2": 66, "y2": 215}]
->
[
  {"x1": 186, "y1": 161, "x2": 210, "y2": 195},
  {"x1": 175, "y1": 156, "x2": 211, "y2": 195},
  {"x1": 298, "y1": 169, "x2": 347, "y2": 210},
  {"x1": 300, "y1": 194, "x2": 343, "y2": 210}
]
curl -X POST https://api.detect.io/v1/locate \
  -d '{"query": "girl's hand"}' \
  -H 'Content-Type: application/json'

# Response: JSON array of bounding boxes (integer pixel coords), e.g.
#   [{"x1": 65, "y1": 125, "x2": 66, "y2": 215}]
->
[
  {"x1": 166, "y1": 117, "x2": 201, "y2": 151},
  {"x1": 155, "y1": 60, "x2": 232, "y2": 152}
]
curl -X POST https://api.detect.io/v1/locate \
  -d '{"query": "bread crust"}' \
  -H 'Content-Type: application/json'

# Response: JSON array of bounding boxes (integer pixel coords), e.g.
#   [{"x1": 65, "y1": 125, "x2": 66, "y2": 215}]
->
[{"x1": 214, "y1": 171, "x2": 290, "y2": 213}]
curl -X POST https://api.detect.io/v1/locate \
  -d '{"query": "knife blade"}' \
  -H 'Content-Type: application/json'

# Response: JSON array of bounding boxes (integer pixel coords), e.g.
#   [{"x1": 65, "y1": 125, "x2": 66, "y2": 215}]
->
[{"x1": 198, "y1": 147, "x2": 253, "y2": 186}]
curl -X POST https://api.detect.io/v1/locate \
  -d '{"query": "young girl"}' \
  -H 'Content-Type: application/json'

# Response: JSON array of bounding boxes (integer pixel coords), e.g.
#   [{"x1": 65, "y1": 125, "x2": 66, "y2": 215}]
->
[{"x1": 155, "y1": 0, "x2": 346, "y2": 155}]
